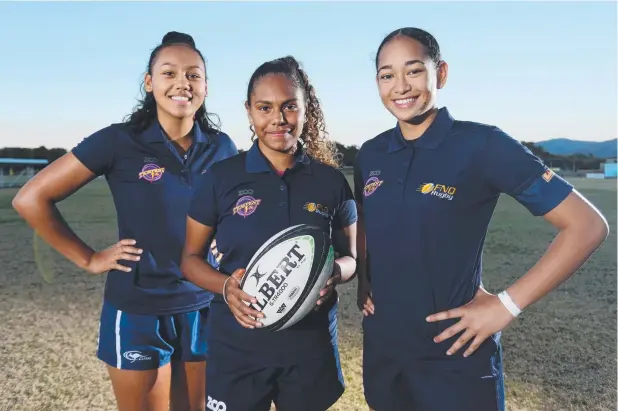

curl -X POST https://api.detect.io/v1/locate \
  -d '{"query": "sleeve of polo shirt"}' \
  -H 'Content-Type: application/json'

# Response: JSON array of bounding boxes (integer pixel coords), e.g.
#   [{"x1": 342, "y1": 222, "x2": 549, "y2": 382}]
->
[
  {"x1": 188, "y1": 168, "x2": 219, "y2": 227},
  {"x1": 482, "y1": 127, "x2": 574, "y2": 216},
  {"x1": 71, "y1": 126, "x2": 116, "y2": 176},
  {"x1": 225, "y1": 135, "x2": 239, "y2": 157},
  {"x1": 333, "y1": 173, "x2": 358, "y2": 230}
]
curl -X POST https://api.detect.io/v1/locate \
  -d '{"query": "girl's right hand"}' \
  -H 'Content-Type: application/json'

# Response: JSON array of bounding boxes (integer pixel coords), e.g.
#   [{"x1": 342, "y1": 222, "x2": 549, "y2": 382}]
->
[
  {"x1": 85, "y1": 239, "x2": 143, "y2": 274},
  {"x1": 224, "y1": 268, "x2": 265, "y2": 329}
]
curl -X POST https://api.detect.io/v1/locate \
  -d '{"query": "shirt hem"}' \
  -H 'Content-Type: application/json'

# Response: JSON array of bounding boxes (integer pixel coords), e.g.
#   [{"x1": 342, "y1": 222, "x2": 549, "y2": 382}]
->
[{"x1": 102, "y1": 297, "x2": 213, "y2": 316}]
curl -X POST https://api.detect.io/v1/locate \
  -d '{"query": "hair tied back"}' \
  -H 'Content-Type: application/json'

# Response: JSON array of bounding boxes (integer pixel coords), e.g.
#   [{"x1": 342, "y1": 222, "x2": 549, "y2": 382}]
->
[{"x1": 161, "y1": 31, "x2": 196, "y2": 48}]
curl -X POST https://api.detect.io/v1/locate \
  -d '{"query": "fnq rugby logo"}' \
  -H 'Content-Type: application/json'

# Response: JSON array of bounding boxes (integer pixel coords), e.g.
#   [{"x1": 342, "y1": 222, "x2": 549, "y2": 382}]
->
[{"x1": 417, "y1": 183, "x2": 457, "y2": 201}]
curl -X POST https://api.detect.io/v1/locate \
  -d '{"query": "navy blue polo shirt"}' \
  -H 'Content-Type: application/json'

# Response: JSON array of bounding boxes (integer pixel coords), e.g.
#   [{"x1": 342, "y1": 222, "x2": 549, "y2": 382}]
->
[
  {"x1": 188, "y1": 142, "x2": 357, "y2": 365},
  {"x1": 354, "y1": 107, "x2": 573, "y2": 365},
  {"x1": 72, "y1": 121, "x2": 238, "y2": 315}
]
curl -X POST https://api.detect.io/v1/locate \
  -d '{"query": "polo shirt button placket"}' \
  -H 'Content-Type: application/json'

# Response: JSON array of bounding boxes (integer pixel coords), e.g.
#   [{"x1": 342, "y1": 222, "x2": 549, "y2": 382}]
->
[
  {"x1": 279, "y1": 184, "x2": 286, "y2": 207},
  {"x1": 400, "y1": 147, "x2": 415, "y2": 197},
  {"x1": 279, "y1": 181, "x2": 290, "y2": 225}
]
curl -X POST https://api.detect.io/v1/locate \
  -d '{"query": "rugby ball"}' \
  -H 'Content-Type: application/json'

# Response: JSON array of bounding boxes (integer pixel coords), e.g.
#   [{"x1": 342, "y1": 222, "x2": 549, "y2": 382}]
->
[{"x1": 239, "y1": 224, "x2": 335, "y2": 331}]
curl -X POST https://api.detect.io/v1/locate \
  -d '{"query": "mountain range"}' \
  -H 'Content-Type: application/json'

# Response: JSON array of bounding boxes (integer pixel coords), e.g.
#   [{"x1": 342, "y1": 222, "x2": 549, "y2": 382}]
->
[{"x1": 536, "y1": 138, "x2": 617, "y2": 158}]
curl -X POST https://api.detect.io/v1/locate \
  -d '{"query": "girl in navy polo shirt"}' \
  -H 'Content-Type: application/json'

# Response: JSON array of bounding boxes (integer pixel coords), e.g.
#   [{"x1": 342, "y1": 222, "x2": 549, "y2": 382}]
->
[
  {"x1": 355, "y1": 27, "x2": 609, "y2": 411},
  {"x1": 181, "y1": 56, "x2": 358, "y2": 411},
  {"x1": 13, "y1": 32, "x2": 237, "y2": 411}
]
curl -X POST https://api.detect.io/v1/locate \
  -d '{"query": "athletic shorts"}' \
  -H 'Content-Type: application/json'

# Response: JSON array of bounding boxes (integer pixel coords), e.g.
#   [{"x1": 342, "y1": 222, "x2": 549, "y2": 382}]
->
[
  {"x1": 96, "y1": 299, "x2": 209, "y2": 371},
  {"x1": 206, "y1": 302, "x2": 344, "y2": 411},
  {"x1": 363, "y1": 336, "x2": 505, "y2": 411}
]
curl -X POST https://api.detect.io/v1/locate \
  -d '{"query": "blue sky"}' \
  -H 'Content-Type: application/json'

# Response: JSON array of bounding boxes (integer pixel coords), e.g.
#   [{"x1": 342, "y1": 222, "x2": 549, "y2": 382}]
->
[{"x1": 0, "y1": 1, "x2": 615, "y2": 151}]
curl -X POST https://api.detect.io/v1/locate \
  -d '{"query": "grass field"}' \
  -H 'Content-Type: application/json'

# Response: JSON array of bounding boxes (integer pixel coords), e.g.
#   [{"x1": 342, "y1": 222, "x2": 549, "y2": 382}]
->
[{"x1": 0, "y1": 176, "x2": 615, "y2": 411}]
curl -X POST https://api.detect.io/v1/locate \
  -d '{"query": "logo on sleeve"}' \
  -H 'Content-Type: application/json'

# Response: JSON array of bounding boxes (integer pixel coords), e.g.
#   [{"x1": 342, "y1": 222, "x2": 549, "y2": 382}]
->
[
  {"x1": 303, "y1": 202, "x2": 332, "y2": 219},
  {"x1": 233, "y1": 195, "x2": 262, "y2": 218},
  {"x1": 542, "y1": 169, "x2": 554, "y2": 182},
  {"x1": 139, "y1": 163, "x2": 165, "y2": 183},
  {"x1": 417, "y1": 183, "x2": 457, "y2": 201}
]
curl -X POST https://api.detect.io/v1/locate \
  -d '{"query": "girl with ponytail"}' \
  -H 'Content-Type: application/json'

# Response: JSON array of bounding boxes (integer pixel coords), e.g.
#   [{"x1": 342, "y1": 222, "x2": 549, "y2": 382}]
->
[{"x1": 13, "y1": 31, "x2": 238, "y2": 410}]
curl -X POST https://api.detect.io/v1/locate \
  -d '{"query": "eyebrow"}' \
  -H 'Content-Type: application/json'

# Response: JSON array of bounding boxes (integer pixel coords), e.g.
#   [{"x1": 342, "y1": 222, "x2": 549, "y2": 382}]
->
[
  {"x1": 254, "y1": 98, "x2": 299, "y2": 105},
  {"x1": 160, "y1": 62, "x2": 204, "y2": 71},
  {"x1": 377, "y1": 59, "x2": 425, "y2": 73}
]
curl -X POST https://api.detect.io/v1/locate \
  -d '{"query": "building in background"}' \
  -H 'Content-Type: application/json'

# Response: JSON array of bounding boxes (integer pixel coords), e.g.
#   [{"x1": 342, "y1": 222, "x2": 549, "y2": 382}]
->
[{"x1": 603, "y1": 158, "x2": 617, "y2": 178}]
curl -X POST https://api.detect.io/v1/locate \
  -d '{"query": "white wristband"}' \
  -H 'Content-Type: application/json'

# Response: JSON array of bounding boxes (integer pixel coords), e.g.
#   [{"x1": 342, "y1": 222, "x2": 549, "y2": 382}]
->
[{"x1": 497, "y1": 291, "x2": 522, "y2": 317}]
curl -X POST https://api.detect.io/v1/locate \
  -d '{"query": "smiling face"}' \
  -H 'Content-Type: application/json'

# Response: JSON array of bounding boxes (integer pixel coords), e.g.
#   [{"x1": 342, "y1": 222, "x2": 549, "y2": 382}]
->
[
  {"x1": 376, "y1": 35, "x2": 448, "y2": 123},
  {"x1": 246, "y1": 73, "x2": 306, "y2": 154},
  {"x1": 144, "y1": 44, "x2": 207, "y2": 123}
]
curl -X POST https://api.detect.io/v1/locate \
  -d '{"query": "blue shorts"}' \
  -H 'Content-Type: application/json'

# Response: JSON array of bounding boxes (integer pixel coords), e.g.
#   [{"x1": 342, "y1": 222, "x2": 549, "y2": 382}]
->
[
  {"x1": 206, "y1": 301, "x2": 344, "y2": 411},
  {"x1": 363, "y1": 336, "x2": 505, "y2": 411},
  {"x1": 96, "y1": 299, "x2": 209, "y2": 370}
]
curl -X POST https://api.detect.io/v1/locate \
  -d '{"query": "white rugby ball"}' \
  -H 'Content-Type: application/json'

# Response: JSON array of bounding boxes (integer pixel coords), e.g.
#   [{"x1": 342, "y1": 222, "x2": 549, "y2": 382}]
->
[{"x1": 239, "y1": 224, "x2": 335, "y2": 331}]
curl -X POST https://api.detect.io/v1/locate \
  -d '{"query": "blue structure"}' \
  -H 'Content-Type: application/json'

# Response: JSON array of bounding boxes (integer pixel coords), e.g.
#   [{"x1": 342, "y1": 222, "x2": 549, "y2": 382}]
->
[
  {"x1": 0, "y1": 158, "x2": 49, "y2": 165},
  {"x1": 603, "y1": 162, "x2": 617, "y2": 178}
]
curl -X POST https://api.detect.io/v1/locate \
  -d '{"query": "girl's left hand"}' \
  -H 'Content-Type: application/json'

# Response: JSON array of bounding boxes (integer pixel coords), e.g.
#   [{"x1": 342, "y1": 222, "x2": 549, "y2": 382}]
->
[
  {"x1": 315, "y1": 262, "x2": 342, "y2": 308},
  {"x1": 425, "y1": 287, "x2": 517, "y2": 357}
]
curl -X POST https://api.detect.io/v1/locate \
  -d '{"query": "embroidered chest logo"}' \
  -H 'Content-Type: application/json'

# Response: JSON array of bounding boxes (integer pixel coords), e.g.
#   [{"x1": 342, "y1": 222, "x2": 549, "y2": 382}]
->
[
  {"x1": 303, "y1": 202, "x2": 332, "y2": 219},
  {"x1": 233, "y1": 195, "x2": 262, "y2": 218},
  {"x1": 139, "y1": 163, "x2": 166, "y2": 183},
  {"x1": 363, "y1": 170, "x2": 383, "y2": 197},
  {"x1": 363, "y1": 177, "x2": 384, "y2": 197},
  {"x1": 417, "y1": 183, "x2": 457, "y2": 201}
]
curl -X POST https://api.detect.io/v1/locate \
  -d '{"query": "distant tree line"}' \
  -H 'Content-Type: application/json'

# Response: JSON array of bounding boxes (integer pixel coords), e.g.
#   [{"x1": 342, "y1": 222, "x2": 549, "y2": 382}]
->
[
  {"x1": 230, "y1": 143, "x2": 360, "y2": 167},
  {"x1": 0, "y1": 142, "x2": 608, "y2": 171},
  {"x1": 0, "y1": 147, "x2": 67, "y2": 170},
  {"x1": 521, "y1": 142, "x2": 606, "y2": 171}
]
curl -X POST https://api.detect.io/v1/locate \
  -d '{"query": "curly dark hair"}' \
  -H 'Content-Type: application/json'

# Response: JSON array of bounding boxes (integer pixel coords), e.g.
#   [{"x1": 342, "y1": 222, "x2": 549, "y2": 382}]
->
[
  {"x1": 123, "y1": 31, "x2": 220, "y2": 134},
  {"x1": 246, "y1": 56, "x2": 341, "y2": 168}
]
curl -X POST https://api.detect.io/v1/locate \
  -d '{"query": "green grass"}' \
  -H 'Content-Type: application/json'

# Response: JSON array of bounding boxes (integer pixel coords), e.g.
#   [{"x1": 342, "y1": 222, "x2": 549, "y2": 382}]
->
[{"x1": 0, "y1": 176, "x2": 615, "y2": 411}]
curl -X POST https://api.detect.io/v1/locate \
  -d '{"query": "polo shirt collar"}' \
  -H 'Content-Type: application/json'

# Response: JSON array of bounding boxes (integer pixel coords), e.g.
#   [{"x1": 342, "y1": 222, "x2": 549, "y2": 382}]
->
[
  {"x1": 245, "y1": 140, "x2": 312, "y2": 174},
  {"x1": 388, "y1": 107, "x2": 455, "y2": 153},
  {"x1": 142, "y1": 120, "x2": 208, "y2": 144}
]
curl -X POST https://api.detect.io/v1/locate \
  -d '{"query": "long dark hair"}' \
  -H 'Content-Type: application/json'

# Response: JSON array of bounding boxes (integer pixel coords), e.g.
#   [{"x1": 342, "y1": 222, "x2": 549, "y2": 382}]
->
[
  {"x1": 246, "y1": 56, "x2": 340, "y2": 168},
  {"x1": 124, "y1": 31, "x2": 220, "y2": 134}
]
